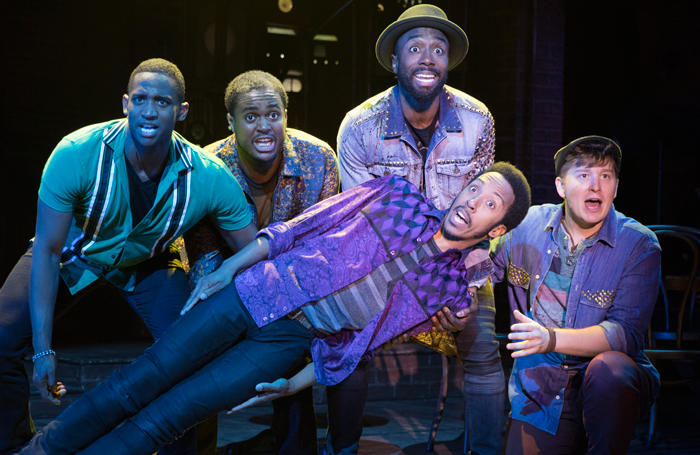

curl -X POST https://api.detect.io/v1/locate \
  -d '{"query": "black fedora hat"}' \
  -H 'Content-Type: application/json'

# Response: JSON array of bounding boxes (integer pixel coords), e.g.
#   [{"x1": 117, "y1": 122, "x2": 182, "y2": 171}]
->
[{"x1": 375, "y1": 4, "x2": 469, "y2": 72}]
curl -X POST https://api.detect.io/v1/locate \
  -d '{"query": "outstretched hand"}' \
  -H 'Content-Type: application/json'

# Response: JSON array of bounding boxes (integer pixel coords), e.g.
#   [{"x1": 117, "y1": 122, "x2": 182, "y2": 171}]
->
[
  {"x1": 506, "y1": 310, "x2": 552, "y2": 358},
  {"x1": 181, "y1": 266, "x2": 233, "y2": 315},
  {"x1": 228, "y1": 378, "x2": 291, "y2": 413}
]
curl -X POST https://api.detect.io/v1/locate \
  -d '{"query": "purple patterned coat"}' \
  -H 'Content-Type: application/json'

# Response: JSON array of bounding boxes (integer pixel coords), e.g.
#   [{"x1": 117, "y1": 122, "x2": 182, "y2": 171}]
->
[{"x1": 235, "y1": 176, "x2": 493, "y2": 384}]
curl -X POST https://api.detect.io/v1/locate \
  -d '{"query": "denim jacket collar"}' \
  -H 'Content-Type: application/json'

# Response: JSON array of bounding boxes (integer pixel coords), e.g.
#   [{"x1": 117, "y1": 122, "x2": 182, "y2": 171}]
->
[
  {"x1": 383, "y1": 86, "x2": 463, "y2": 141},
  {"x1": 544, "y1": 203, "x2": 618, "y2": 248}
]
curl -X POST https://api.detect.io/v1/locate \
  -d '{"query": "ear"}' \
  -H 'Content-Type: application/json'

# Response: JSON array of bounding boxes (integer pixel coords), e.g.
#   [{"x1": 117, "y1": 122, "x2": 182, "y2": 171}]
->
[
  {"x1": 614, "y1": 178, "x2": 619, "y2": 198},
  {"x1": 177, "y1": 102, "x2": 189, "y2": 122},
  {"x1": 226, "y1": 113, "x2": 235, "y2": 133},
  {"x1": 391, "y1": 54, "x2": 398, "y2": 74},
  {"x1": 555, "y1": 176, "x2": 566, "y2": 199},
  {"x1": 122, "y1": 95, "x2": 129, "y2": 116},
  {"x1": 488, "y1": 224, "x2": 507, "y2": 239}
]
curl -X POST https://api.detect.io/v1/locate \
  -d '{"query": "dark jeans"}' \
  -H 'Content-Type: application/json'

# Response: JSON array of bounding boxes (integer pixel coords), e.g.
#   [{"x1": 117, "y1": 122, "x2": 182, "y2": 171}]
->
[
  {"x1": 504, "y1": 351, "x2": 654, "y2": 455},
  {"x1": 273, "y1": 283, "x2": 506, "y2": 455},
  {"x1": 19, "y1": 284, "x2": 314, "y2": 455},
  {"x1": 0, "y1": 244, "x2": 200, "y2": 455}
]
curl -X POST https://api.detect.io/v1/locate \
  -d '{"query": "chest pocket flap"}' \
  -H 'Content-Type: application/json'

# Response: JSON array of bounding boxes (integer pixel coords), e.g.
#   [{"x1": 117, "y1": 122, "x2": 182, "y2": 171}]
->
[
  {"x1": 368, "y1": 164, "x2": 408, "y2": 178},
  {"x1": 436, "y1": 162, "x2": 473, "y2": 177}
]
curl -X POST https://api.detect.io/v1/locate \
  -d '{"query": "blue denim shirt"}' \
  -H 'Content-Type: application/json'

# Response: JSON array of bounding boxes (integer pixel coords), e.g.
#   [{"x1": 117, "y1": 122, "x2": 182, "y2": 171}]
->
[
  {"x1": 337, "y1": 85, "x2": 494, "y2": 210},
  {"x1": 490, "y1": 204, "x2": 661, "y2": 434}
]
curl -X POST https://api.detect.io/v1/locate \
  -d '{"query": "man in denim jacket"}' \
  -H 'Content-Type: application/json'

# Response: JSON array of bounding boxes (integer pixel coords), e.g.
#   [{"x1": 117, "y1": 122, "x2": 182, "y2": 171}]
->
[
  {"x1": 490, "y1": 136, "x2": 660, "y2": 454},
  {"x1": 335, "y1": 4, "x2": 501, "y2": 454}
]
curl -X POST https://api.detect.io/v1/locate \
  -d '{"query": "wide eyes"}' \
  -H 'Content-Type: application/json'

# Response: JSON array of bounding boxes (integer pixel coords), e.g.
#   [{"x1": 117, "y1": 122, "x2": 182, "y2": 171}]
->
[
  {"x1": 408, "y1": 45, "x2": 445, "y2": 55},
  {"x1": 469, "y1": 185, "x2": 477, "y2": 192}
]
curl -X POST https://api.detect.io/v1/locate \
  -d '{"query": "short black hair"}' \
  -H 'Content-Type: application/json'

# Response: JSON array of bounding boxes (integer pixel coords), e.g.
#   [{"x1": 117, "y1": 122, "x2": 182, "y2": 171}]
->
[
  {"x1": 127, "y1": 58, "x2": 185, "y2": 102},
  {"x1": 558, "y1": 138, "x2": 621, "y2": 178},
  {"x1": 480, "y1": 162, "x2": 531, "y2": 232},
  {"x1": 224, "y1": 70, "x2": 288, "y2": 115}
]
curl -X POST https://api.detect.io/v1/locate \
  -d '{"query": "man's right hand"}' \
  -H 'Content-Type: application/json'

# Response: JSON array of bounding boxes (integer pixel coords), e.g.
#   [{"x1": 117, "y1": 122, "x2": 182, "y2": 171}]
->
[
  {"x1": 181, "y1": 266, "x2": 234, "y2": 315},
  {"x1": 32, "y1": 356, "x2": 65, "y2": 404}
]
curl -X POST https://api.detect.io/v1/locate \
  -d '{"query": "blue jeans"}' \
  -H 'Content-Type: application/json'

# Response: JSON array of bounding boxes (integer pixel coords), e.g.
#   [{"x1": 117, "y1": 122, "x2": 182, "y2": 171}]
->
[
  {"x1": 504, "y1": 351, "x2": 654, "y2": 455},
  {"x1": 0, "y1": 244, "x2": 197, "y2": 455},
  {"x1": 274, "y1": 283, "x2": 506, "y2": 455},
  {"x1": 19, "y1": 284, "x2": 314, "y2": 455}
]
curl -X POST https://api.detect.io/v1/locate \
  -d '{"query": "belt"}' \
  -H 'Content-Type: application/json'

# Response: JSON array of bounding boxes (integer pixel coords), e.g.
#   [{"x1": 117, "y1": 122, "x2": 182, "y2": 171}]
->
[{"x1": 286, "y1": 308, "x2": 324, "y2": 338}]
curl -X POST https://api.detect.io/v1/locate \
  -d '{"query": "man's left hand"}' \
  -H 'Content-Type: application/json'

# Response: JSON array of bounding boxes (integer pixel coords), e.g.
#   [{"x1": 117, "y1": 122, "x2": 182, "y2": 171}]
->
[{"x1": 431, "y1": 287, "x2": 478, "y2": 332}]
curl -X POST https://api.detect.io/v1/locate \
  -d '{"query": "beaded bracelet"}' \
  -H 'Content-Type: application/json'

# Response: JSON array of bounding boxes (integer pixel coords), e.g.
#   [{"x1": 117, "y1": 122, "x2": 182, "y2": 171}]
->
[{"x1": 32, "y1": 350, "x2": 56, "y2": 362}]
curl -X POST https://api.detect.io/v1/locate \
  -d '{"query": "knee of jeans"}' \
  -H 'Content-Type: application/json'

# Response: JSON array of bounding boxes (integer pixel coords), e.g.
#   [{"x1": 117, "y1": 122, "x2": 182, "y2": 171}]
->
[
  {"x1": 584, "y1": 351, "x2": 637, "y2": 394},
  {"x1": 463, "y1": 369, "x2": 506, "y2": 394}
]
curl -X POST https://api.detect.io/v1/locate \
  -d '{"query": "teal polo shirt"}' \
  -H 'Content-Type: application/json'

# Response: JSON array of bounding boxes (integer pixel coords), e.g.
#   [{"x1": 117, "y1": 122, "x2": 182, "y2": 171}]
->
[{"x1": 39, "y1": 119, "x2": 251, "y2": 293}]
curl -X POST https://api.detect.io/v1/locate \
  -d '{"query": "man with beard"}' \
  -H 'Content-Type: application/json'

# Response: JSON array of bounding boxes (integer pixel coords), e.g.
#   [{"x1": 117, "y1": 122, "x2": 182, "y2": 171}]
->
[
  {"x1": 16, "y1": 162, "x2": 531, "y2": 455},
  {"x1": 333, "y1": 4, "x2": 502, "y2": 454}
]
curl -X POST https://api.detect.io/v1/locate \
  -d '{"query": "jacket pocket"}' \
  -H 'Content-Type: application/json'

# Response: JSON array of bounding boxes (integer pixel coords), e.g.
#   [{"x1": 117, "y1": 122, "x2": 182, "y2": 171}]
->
[
  {"x1": 580, "y1": 290, "x2": 616, "y2": 309},
  {"x1": 507, "y1": 259, "x2": 531, "y2": 288},
  {"x1": 368, "y1": 164, "x2": 408, "y2": 178},
  {"x1": 436, "y1": 162, "x2": 474, "y2": 199}
]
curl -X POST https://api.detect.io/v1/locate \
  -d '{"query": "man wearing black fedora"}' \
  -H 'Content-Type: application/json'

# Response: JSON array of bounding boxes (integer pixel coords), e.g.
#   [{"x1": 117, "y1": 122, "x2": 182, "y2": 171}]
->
[{"x1": 334, "y1": 4, "x2": 503, "y2": 454}]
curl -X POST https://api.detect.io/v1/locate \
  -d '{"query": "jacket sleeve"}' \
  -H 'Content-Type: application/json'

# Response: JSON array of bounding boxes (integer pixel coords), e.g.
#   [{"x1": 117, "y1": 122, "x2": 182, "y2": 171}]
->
[
  {"x1": 468, "y1": 111, "x2": 495, "y2": 181},
  {"x1": 337, "y1": 112, "x2": 373, "y2": 191},
  {"x1": 489, "y1": 230, "x2": 511, "y2": 285},
  {"x1": 319, "y1": 144, "x2": 341, "y2": 201},
  {"x1": 598, "y1": 236, "x2": 661, "y2": 357}
]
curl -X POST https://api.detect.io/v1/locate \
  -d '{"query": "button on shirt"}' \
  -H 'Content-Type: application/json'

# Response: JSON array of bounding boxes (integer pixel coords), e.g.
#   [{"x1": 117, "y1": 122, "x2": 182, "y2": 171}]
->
[{"x1": 489, "y1": 204, "x2": 661, "y2": 434}]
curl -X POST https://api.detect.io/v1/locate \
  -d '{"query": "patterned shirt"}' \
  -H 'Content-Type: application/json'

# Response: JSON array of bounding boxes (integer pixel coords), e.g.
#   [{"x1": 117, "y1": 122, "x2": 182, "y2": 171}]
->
[
  {"x1": 490, "y1": 204, "x2": 661, "y2": 434},
  {"x1": 184, "y1": 128, "x2": 339, "y2": 285},
  {"x1": 235, "y1": 176, "x2": 494, "y2": 385}
]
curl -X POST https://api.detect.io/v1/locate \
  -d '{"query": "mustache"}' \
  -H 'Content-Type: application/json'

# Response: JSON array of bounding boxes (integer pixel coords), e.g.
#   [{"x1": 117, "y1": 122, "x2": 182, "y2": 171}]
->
[{"x1": 412, "y1": 67, "x2": 441, "y2": 77}]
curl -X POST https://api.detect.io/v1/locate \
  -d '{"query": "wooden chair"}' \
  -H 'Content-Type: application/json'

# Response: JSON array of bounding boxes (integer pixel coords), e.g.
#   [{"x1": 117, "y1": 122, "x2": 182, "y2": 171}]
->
[{"x1": 644, "y1": 225, "x2": 700, "y2": 448}]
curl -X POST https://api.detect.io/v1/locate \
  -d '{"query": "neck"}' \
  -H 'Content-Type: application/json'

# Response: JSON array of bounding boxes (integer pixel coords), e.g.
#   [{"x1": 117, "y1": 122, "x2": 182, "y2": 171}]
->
[
  {"x1": 124, "y1": 131, "x2": 170, "y2": 182},
  {"x1": 237, "y1": 150, "x2": 283, "y2": 184},
  {"x1": 561, "y1": 203, "x2": 603, "y2": 246},
  {"x1": 398, "y1": 85, "x2": 441, "y2": 129},
  {"x1": 432, "y1": 229, "x2": 481, "y2": 252}
]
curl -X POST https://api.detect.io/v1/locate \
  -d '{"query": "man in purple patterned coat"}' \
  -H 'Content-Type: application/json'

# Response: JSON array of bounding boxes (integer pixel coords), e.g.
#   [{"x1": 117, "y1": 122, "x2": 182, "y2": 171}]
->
[{"x1": 18, "y1": 163, "x2": 530, "y2": 455}]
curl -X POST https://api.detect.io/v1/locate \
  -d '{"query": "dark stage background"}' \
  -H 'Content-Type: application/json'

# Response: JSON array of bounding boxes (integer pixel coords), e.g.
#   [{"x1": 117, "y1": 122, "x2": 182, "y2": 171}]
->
[{"x1": 1, "y1": 0, "x2": 699, "y2": 341}]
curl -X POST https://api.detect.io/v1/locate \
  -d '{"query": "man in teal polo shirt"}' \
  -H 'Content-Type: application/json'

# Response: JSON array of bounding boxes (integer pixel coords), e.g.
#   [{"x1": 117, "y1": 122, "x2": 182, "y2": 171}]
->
[{"x1": 0, "y1": 58, "x2": 256, "y2": 455}]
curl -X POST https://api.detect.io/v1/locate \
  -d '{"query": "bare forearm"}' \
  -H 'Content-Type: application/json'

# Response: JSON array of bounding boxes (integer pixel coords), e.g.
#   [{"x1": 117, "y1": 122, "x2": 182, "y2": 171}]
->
[
  {"x1": 287, "y1": 363, "x2": 317, "y2": 394},
  {"x1": 219, "y1": 236, "x2": 270, "y2": 278},
  {"x1": 29, "y1": 244, "x2": 62, "y2": 353},
  {"x1": 553, "y1": 325, "x2": 611, "y2": 357}
]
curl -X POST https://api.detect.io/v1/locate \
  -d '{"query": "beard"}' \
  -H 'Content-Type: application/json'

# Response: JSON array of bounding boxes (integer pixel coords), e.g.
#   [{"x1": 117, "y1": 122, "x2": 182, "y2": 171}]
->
[
  {"x1": 396, "y1": 64, "x2": 448, "y2": 105},
  {"x1": 440, "y1": 219, "x2": 491, "y2": 243}
]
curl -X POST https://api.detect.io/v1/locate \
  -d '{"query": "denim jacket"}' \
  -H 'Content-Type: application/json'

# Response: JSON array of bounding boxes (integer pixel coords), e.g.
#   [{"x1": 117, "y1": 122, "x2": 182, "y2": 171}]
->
[
  {"x1": 337, "y1": 85, "x2": 494, "y2": 210},
  {"x1": 490, "y1": 204, "x2": 661, "y2": 434}
]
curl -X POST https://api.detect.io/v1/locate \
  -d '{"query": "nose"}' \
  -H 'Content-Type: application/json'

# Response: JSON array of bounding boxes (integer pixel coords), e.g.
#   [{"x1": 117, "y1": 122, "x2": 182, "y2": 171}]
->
[
  {"x1": 467, "y1": 196, "x2": 479, "y2": 212},
  {"x1": 419, "y1": 48, "x2": 435, "y2": 66},
  {"x1": 143, "y1": 100, "x2": 157, "y2": 118},
  {"x1": 257, "y1": 117, "x2": 271, "y2": 132},
  {"x1": 589, "y1": 174, "x2": 601, "y2": 192}
]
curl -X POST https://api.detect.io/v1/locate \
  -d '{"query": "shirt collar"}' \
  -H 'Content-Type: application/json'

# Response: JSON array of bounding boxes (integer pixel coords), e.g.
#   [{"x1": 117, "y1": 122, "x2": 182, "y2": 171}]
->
[
  {"x1": 383, "y1": 86, "x2": 462, "y2": 140},
  {"x1": 103, "y1": 118, "x2": 193, "y2": 173},
  {"x1": 545, "y1": 203, "x2": 618, "y2": 248}
]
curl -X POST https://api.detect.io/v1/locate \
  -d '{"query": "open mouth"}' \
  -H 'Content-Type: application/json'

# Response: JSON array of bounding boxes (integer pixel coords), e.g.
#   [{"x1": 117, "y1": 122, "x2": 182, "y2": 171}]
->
[
  {"x1": 139, "y1": 124, "x2": 158, "y2": 137},
  {"x1": 454, "y1": 208, "x2": 470, "y2": 226},
  {"x1": 254, "y1": 136, "x2": 276, "y2": 152},
  {"x1": 584, "y1": 198, "x2": 602, "y2": 211},
  {"x1": 413, "y1": 71, "x2": 439, "y2": 86}
]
